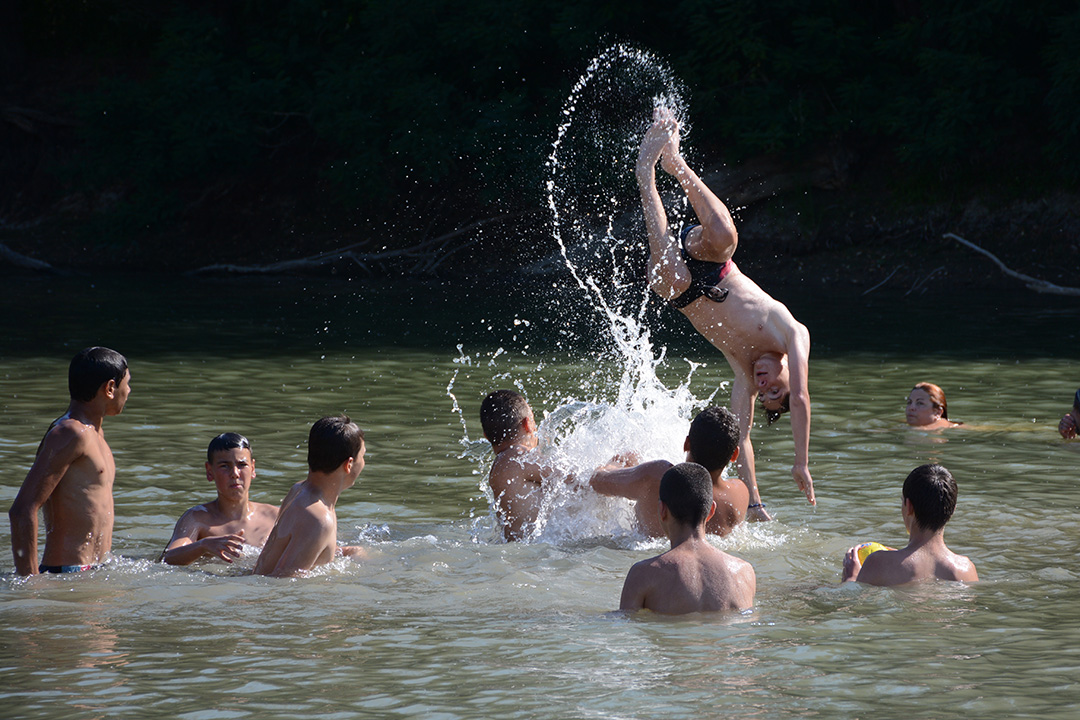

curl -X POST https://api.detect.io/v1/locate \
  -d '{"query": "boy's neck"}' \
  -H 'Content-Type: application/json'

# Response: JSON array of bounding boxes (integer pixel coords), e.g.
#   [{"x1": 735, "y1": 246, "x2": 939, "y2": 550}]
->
[
  {"x1": 66, "y1": 400, "x2": 105, "y2": 430},
  {"x1": 905, "y1": 525, "x2": 947, "y2": 550},
  {"x1": 304, "y1": 471, "x2": 344, "y2": 506},
  {"x1": 213, "y1": 494, "x2": 251, "y2": 520},
  {"x1": 493, "y1": 433, "x2": 536, "y2": 455},
  {"x1": 666, "y1": 523, "x2": 708, "y2": 549}
]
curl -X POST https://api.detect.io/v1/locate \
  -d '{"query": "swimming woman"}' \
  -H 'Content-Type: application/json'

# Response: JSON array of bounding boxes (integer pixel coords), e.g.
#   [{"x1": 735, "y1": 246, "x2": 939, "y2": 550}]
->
[
  {"x1": 635, "y1": 107, "x2": 814, "y2": 520},
  {"x1": 905, "y1": 382, "x2": 960, "y2": 430}
]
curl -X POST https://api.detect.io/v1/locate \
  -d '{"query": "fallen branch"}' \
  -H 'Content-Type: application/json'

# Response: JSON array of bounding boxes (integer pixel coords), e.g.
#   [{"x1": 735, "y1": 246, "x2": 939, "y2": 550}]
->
[
  {"x1": 862, "y1": 264, "x2": 904, "y2": 296},
  {"x1": 0, "y1": 242, "x2": 55, "y2": 272},
  {"x1": 906, "y1": 265, "x2": 944, "y2": 296},
  {"x1": 188, "y1": 211, "x2": 531, "y2": 276},
  {"x1": 945, "y1": 232, "x2": 1080, "y2": 296}
]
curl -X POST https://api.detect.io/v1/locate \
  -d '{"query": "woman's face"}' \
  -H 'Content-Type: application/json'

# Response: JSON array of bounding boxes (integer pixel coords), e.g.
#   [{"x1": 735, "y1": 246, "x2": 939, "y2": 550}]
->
[{"x1": 905, "y1": 388, "x2": 941, "y2": 426}]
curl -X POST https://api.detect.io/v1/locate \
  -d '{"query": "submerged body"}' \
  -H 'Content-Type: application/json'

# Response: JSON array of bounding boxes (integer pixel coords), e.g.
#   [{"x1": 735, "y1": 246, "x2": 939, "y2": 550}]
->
[
  {"x1": 620, "y1": 463, "x2": 756, "y2": 614},
  {"x1": 163, "y1": 440, "x2": 279, "y2": 565},
  {"x1": 843, "y1": 464, "x2": 977, "y2": 586}
]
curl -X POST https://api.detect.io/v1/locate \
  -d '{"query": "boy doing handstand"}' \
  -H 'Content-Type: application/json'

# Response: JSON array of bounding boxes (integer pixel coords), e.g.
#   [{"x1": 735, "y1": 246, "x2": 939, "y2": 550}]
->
[{"x1": 620, "y1": 462, "x2": 756, "y2": 614}]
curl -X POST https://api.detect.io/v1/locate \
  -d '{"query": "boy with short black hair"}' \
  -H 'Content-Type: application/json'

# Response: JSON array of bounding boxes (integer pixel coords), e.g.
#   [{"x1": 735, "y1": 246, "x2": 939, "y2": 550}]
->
[
  {"x1": 161, "y1": 433, "x2": 280, "y2": 565},
  {"x1": 619, "y1": 462, "x2": 756, "y2": 614},
  {"x1": 842, "y1": 463, "x2": 978, "y2": 585},
  {"x1": 254, "y1": 416, "x2": 366, "y2": 577},
  {"x1": 9, "y1": 347, "x2": 131, "y2": 575}
]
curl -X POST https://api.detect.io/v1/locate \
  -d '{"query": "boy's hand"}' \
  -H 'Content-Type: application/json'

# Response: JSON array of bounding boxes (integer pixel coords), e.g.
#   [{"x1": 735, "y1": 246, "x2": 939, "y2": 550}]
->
[
  {"x1": 747, "y1": 504, "x2": 773, "y2": 522},
  {"x1": 203, "y1": 531, "x2": 245, "y2": 562},
  {"x1": 1059, "y1": 412, "x2": 1078, "y2": 439},
  {"x1": 792, "y1": 464, "x2": 815, "y2": 505},
  {"x1": 842, "y1": 546, "x2": 862, "y2": 582}
]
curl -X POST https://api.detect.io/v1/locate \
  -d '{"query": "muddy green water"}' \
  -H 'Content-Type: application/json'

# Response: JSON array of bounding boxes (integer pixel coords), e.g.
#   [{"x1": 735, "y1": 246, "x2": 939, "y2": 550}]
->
[{"x1": 1, "y1": 274, "x2": 1079, "y2": 719}]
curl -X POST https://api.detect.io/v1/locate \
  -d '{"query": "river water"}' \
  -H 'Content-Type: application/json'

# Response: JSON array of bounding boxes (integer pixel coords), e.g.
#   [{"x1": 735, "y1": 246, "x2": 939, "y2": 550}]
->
[{"x1": 1, "y1": 273, "x2": 1079, "y2": 719}]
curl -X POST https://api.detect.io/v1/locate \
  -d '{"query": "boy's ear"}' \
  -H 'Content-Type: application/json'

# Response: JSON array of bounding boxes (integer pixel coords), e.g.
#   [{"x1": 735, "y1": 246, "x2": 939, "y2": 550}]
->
[
  {"x1": 101, "y1": 378, "x2": 117, "y2": 399},
  {"x1": 683, "y1": 436, "x2": 691, "y2": 453},
  {"x1": 705, "y1": 500, "x2": 717, "y2": 523},
  {"x1": 729, "y1": 447, "x2": 740, "y2": 463},
  {"x1": 205, "y1": 462, "x2": 214, "y2": 482}
]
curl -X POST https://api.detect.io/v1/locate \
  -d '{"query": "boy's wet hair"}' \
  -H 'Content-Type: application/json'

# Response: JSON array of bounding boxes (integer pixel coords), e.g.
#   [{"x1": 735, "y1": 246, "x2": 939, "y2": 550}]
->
[
  {"x1": 308, "y1": 415, "x2": 365, "y2": 473},
  {"x1": 687, "y1": 406, "x2": 739, "y2": 472},
  {"x1": 207, "y1": 432, "x2": 251, "y2": 463},
  {"x1": 480, "y1": 389, "x2": 531, "y2": 445},
  {"x1": 902, "y1": 463, "x2": 958, "y2": 532},
  {"x1": 659, "y1": 462, "x2": 714, "y2": 527},
  {"x1": 69, "y1": 347, "x2": 128, "y2": 402}
]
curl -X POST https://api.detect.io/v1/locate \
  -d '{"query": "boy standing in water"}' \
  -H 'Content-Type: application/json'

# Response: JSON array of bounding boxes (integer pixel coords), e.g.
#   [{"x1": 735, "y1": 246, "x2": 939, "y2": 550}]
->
[
  {"x1": 590, "y1": 406, "x2": 749, "y2": 537},
  {"x1": 161, "y1": 433, "x2": 280, "y2": 565},
  {"x1": 9, "y1": 347, "x2": 131, "y2": 575},
  {"x1": 620, "y1": 462, "x2": 756, "y2": 614},
  {"x1": 254, "y1": 416, "x2": 366, "y2": 577},
  {"x1": 636, "y1": 107, "x2": 814, "y2": 520},
  {"x1": 480, "y1": 389, "x2": 550, "y2": 541},
  {"x1": 842, "y1": 464, "x2": 978, "y2": 585}
]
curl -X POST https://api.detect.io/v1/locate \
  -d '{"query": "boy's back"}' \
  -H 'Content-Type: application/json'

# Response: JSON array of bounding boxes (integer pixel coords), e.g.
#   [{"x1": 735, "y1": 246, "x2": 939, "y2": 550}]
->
[
  {"x1": 843, "y1": 463, "x2": 978, "y2": 586},
  {"x1": 253, "y1": 482, "x2": 338, "y2": 577},
  {"x1": 851, "y1": 543, "x2": 977, "y2": 586},
  {"x1": 621, "y1": 538, "x2": 755, "y2": 613}
]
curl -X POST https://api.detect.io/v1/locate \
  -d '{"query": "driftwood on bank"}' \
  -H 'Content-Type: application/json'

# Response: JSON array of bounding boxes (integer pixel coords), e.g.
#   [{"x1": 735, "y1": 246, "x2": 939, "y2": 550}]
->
[
  {"x1": 0, "y1": 242, "x2": 55, "y2": 272},
  {"x1": 945, "y1": 232, "x2": 1080, "y2": 296},
  {"x1": 188, "y1": 212, "x2": 530, "y2": 276}
]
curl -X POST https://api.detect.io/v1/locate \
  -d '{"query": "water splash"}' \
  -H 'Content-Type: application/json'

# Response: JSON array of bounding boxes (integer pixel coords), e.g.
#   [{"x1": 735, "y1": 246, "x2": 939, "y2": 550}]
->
[{"x1": 457, "y1": 45, "x2": 715, "y2": 545}]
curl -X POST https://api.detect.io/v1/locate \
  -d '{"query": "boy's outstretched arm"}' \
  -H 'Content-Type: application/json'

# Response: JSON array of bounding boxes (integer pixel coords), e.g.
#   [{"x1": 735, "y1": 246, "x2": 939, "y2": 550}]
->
[
  {"x1": 730, "y1": 369, "x2": 771, "y2": 522},
  {"x1": 786, "y1": 323, "x2": 815, "y2": 505}
]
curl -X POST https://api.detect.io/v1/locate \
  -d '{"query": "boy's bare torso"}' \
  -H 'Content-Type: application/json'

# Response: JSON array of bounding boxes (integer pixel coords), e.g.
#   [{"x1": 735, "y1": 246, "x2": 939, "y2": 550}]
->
[
  {"x1": 181, "y1": 501, "x2": 279, "y2": 548},
  {"x1": 859, "y1": 543, "x2": 978, "y2": 585},
  {"x1": 487, "y1": 445, "x2": 545, "y2": 541},
  {"x1": 625, "y1": 539, "x2": 755, "y2": 614},
  {"x1": 680, "y1": 271, "x2": 795, "y2": 373},
  {"x1": 40, "y1": 416, "x2": 116, "y2": 567},
  {"x1": 253, "y1": 482, "x2": 338, "y2": 576}
]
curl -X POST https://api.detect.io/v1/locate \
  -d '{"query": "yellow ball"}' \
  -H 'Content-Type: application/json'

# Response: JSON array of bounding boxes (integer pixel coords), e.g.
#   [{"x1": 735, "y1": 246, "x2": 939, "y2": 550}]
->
[{"x1": 857, "y1": 541, "x2": 892, "y2": 564}]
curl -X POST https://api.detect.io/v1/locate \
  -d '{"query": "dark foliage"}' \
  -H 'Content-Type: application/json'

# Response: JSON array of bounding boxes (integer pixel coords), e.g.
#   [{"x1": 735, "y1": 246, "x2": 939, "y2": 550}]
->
[{"x1": 8, "y1": 0, "x2": 1080, "y2": 263}]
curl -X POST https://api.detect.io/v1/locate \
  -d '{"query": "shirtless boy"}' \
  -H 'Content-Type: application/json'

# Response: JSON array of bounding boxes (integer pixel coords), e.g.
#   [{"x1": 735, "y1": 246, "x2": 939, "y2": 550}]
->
[
  {"x1": 9, "y1": 347, "x2": 131, "y2": 575},
  {"x1": 591, "y1": 406, "x2": 749, "y2": 537},
  {"x1": 620, "y1": 462, "x2": 756, "y2": 614},
  {"x1": 636, "y1": 107, "x2": 814, "y2": 520},
  {"x1": 842, "y1": 463, "x2": 978, "y2": 585},
  {"x1": 161, "y1": 433, "x2": 280, "y2": 565},
  {"x1": 480, "y1": 389, "x2": 549, "y2": 541},
  {"x1": 253, "y1": 416, "x2": 366, "y2": 577}
]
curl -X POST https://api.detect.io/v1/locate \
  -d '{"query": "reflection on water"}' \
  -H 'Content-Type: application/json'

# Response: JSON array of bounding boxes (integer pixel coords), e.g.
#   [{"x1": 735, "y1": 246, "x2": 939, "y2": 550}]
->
[{"x1": 1, "y1": 271, "x2": 1079, "y2": 718}]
